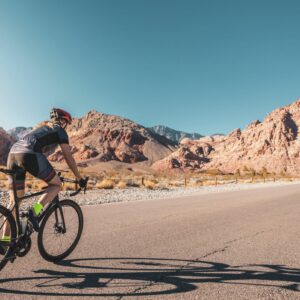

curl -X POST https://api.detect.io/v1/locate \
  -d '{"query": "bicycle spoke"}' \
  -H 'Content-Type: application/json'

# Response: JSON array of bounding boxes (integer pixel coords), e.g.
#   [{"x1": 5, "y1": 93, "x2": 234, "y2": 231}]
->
[{"x1": 40, "y1": 201, "x2": 82, "y2": 259}]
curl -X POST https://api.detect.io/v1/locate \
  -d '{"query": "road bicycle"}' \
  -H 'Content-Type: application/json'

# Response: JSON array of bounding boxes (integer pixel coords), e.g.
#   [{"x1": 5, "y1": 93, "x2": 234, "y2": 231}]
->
[{"x1": 0, "y1": 168, "x2": 88, "y2": 271}]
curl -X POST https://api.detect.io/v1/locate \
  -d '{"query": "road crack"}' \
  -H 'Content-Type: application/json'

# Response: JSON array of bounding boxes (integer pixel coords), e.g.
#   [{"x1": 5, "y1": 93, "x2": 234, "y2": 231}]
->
[
  {"x1": 224, "y1": 230, "x2": 270, "y2": 245},
  {"x1": 117, "y1": 231, "x2": 270, "y2": 299}
]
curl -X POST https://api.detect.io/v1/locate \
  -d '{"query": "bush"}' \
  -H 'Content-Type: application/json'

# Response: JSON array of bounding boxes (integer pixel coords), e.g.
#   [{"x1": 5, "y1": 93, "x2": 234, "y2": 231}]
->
[
  {"x1": 96, "y1": 179, "x2": 115, "y2": 189},
  {"x1": 116, "y1": 181, "x2": 127, "y2": 189},
  {"x1": 143, "y1": 180, "x2": 156, "y2": 189}
]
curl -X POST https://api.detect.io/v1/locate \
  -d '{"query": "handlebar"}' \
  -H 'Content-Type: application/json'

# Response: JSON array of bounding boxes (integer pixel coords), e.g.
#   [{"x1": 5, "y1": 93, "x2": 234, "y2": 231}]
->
[{"x1": 58, "y1": 172, "x2": 89, "y2": 196}]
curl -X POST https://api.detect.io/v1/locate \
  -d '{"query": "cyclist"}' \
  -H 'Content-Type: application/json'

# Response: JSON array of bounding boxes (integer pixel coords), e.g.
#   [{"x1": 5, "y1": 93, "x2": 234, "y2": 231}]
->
[{"x1": 2, "y1": 108, "x2": 87, "y2": 242}]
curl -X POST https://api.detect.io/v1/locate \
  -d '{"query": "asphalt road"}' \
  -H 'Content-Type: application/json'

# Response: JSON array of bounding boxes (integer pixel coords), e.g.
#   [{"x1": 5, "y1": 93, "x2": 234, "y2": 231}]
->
[{"x1": 1, "y1": 184, "x2": 300, "y2": 300}]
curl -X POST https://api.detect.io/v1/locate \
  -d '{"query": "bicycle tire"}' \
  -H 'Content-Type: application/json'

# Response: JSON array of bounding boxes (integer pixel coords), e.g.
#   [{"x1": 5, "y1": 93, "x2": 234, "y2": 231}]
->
[
  {"x1": 0, "y1": 204, "x2": 17, "y2": 271},
  {"x1": 37, "y1": 199, "x2": 83, "y2": 262}
]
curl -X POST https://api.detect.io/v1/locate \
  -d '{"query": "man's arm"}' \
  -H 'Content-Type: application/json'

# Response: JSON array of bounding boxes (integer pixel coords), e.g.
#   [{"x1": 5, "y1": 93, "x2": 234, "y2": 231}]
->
[{"x1": 60, "y1": 143, "x2": 82, "y2": 180}]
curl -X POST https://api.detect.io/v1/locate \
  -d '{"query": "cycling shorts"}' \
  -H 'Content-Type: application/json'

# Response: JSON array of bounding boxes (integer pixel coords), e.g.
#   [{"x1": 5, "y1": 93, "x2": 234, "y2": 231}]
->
[{"x1": 7, "y1": 152, "x2": 56, "y2": 190}]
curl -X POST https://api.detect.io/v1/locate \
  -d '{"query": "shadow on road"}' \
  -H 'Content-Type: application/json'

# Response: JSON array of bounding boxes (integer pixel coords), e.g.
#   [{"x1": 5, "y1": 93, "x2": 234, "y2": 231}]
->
[{"x1": 0, "y1": 257, "x2": 299, "y2": 297}]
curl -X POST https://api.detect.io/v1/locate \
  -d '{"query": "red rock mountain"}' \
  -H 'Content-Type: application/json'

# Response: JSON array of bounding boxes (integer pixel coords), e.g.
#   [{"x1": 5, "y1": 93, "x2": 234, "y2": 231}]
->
[
  {"x1": 49, "y1": 110, "x2": 177, "y2": 165},
  {"x1": 153, "y1": 100, "x2": 300, "y2": 174},
  {"x1": 0, "y1": 128, "x2": 14, "y2": 165}
]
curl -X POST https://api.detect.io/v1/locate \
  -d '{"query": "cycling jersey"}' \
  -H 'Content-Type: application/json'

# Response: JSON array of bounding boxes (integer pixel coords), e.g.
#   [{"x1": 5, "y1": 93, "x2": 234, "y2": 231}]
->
[{"x1": 10, "y1": 124, "x2": 69, "y2": 154}]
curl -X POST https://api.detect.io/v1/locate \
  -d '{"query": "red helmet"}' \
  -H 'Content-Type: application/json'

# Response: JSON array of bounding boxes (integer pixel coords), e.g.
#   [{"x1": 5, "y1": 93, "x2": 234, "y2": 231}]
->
[{"x1": 50, "y1": 108, "x2": 72, "y2": 124}]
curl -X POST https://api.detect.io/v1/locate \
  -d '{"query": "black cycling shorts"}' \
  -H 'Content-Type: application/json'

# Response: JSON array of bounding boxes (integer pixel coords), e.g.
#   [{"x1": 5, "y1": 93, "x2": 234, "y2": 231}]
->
[{"x1": 7, "y1": 152, "x2": 56, "y2": 190}]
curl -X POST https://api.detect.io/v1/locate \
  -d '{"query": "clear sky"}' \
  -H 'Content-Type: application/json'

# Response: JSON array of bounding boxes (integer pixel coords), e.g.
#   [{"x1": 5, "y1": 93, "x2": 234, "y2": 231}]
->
[{"x1": 0, "y1": 0, "x2": 300, "y2": 135}]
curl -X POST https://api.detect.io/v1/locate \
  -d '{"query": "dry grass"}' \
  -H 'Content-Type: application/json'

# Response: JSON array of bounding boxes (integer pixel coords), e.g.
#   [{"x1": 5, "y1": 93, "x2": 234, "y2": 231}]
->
[
  {"x1": 61, "y1": 182, "x2": 77, "y2": 191},
  {"x1": 116, "y1": 181, "x2": 127, "y2": 189},
  {"x1": 143, "y1": 179, "x2": 157, "y2": 189},
  {"x1": 1, "y1": 165, "x2": 298, "y2": 193},
  {"x1": 96, "y1": 179, "x2": 115, "y2": 189},
  {"x1": 0, "y1": 180, "x2": 8, "y2": 189}
]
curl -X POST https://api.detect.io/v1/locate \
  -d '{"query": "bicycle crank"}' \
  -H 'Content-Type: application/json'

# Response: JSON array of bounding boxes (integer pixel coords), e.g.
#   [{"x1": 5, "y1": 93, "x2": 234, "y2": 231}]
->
[{"x1": 16, "y1": 237, "x2": 32, "y2": 257}]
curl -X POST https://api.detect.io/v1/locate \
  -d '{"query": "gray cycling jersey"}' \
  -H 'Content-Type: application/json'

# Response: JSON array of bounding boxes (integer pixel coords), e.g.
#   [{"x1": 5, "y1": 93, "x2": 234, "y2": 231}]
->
[{"x1": 10, "y1": 124, "x2": 69, "y2": 154}]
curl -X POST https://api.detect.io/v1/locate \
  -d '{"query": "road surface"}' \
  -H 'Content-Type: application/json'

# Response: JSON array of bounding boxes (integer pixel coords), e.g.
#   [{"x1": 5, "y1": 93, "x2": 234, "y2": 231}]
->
[{"x1": 1, "y1": 184, "x2": 300, "y2": 299}]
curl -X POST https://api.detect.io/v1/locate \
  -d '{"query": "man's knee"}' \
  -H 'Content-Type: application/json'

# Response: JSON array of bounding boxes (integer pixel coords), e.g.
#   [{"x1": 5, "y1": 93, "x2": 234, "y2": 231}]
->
[{"x1": 47, "y1": 175, "x2": 62, "y2": 192}]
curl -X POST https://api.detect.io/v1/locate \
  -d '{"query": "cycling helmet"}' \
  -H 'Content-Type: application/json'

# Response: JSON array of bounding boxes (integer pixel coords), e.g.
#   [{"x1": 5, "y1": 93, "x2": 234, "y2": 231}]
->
[{"x1": 50, "y1": 108, "x2": 72, "y2": 124}]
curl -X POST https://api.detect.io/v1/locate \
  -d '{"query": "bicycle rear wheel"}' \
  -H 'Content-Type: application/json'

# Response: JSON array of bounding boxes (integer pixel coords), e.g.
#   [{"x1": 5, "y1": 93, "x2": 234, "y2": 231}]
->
[
  {"x1": 37, "y1": 199, "x2": 83, "y2": 262},
  {"x1": 0, "y1": 205, "x2": 17, "y2": 271}
]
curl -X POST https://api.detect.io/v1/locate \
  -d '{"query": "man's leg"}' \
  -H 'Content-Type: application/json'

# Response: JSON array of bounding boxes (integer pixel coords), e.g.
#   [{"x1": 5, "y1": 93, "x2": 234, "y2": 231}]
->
[
  {"x1": 38, "y1": 174, "x2": 62, "y2": 207},
  {"x1": 28, "y1": 174, "x2": 61, "y2": 232},
  {"x1": 30, "y1": 174, "x2": 62, "y2": 218},
  {"x1": 2, "y1": 188, "x2": 25, "y2": 239}
]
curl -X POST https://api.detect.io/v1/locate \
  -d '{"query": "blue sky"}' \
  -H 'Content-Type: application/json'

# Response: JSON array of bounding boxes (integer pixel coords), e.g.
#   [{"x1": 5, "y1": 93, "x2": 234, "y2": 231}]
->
[{"x1": 0, "y1": 0, "x2": 300, "y2": 135}]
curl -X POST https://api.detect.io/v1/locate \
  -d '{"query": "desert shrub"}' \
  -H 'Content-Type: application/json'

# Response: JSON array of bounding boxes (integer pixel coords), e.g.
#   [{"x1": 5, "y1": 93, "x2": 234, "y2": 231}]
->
[
  {"x1": 0, "y1": 180, "x2": 8, "y2": 189},
  {"x1": 32, "y1": 181, "x2": 48, "y2": 191},
  {"x1": 116, "y1": 181, "x2": 127, "y2": 189},
  {"x1": 143, "y1": 180, "x2": 156, "y2": 189},
  {"x1": 96, "y1": 179, "x2": 115, "y2": 189},
  {"x1": 59, "y1": 180, "x2": 76, "y2": 191},
  {"x1": 63, "y1": 184, "x2": 74, "y2": 191},
  {"x1": 201, "y1": 180, "x2": 216, "y2": 186},
  {"x1": 280, "y1": 170, "x2": 286, "y2": 177}
]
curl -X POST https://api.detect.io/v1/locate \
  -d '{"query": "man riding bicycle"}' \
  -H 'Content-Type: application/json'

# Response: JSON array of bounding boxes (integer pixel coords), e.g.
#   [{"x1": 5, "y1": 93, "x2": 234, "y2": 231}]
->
[{"x1": 2, "y1": 108, "x2": 87, "y2": 241}]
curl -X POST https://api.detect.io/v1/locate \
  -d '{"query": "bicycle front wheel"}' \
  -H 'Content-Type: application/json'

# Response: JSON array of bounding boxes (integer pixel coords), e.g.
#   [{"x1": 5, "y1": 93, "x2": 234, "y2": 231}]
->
[
  {"x1": 37, "y1": 199, "x2": 83, "y2": 262},
  {"x1": 0, "y1": 204, "x2": 17, "y2": 271}
]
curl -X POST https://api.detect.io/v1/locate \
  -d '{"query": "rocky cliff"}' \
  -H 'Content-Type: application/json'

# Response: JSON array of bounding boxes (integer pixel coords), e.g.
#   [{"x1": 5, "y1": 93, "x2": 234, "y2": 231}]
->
[
  {"x1": 153, "y1": 100, "x2": 300, "y2": 174},
  {"x1": 49, "y1": 110, "x2": 177, "y2": 165}
]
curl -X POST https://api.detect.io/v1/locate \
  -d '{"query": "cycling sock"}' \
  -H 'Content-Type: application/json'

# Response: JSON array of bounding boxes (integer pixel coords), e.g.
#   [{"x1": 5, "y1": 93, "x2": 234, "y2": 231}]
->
[
  {"x1": 32, "y1": 202, "x2": 44, "y2": 216},
  {"x1": 1, "y1": 235, "x2": 11, "y2": 242}
]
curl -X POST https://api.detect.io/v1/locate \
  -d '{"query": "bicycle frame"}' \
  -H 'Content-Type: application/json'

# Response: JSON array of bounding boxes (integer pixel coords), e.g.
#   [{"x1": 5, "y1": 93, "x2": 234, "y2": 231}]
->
[
  {"x1": 0, "y1": 167, "x2": 85, "y2": 242},
  {"x1": 8, "y1": 175, "x2": 65, "y2": 239}
]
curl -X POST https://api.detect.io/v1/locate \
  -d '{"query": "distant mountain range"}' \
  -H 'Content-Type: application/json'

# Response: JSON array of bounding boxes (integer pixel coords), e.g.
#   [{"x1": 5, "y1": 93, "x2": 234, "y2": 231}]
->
[
  {"x1": 2, "y1": 99, "x2": 300, "y2": 174},
  {"x1": 149, "y1": 125, "x2": 204, "y2": 143},
  {"x1": 1, "y1": 114, "x2": 178, "y2": 166}
]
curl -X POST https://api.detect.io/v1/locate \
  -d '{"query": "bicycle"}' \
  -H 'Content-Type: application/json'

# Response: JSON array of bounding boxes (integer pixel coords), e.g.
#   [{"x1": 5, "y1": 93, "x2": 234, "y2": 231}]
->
[{"x1": 0, "y1": 168, "x2": 88, "y2": 271}]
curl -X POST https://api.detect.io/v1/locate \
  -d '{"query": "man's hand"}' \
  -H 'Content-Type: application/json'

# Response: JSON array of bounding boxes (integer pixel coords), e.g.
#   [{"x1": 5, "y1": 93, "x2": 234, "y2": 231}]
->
[{"x1": 78, "y1": 178, "x2": 87, "y2": 189}]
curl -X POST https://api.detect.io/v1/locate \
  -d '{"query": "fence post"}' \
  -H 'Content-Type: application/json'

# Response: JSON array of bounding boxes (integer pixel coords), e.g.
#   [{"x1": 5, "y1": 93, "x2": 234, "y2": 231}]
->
[
  {"x1": 141, "y1": 177, "x2": 144, "y2": 186},
  {"x1": 215, "y1": 176, "x2": 218, "y2": 186}
]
